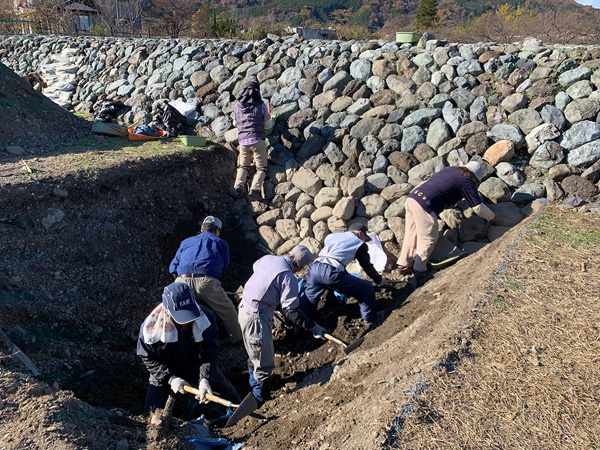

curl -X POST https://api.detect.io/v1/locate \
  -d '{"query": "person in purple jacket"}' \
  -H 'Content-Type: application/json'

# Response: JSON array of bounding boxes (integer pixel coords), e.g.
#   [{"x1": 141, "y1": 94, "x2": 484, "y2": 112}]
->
[
  {"x1": 397, "y1": 161, "x2": 496, "y2": 285},
  {"x1": 232, "y1": 80, "x2": 271, "y2": 200}
]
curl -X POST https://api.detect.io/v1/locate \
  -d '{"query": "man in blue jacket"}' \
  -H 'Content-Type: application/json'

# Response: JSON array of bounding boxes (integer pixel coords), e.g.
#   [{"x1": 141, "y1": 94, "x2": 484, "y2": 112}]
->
[
  {"x1": 301, "y1": 223, "x2": 386, "y2": 325},
  {"x1": 170, "y1": 216, "x2": 242, "y2": 344},
  {"x1": 137, "y1": 282, "x2": 240, "y2": 411}
]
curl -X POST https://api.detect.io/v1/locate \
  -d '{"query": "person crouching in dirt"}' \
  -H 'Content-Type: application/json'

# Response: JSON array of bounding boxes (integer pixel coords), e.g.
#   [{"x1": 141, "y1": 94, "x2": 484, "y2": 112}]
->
[
  {"x1": 137, "y1": 282, "x2": 240, "y2": 411},
  {"x1": 232, "y1": 80, "x2": 271, "y2": 200},
  {"x1": 169, "y1": 216, "x2": 243, "y2": 345},
  {"x1": 238, "y1": 245, "x2": 327, "y2": 405},
  {"x1": 300, "y1": 223, "x2": 386, "y2": 326},
  {"x1": 396, "y1": 161, "x2": 496, "y2": 286}
]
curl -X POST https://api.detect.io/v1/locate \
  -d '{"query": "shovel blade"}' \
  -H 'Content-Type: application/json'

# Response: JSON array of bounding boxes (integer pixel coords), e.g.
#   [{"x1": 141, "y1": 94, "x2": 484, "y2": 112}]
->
[
  {"x1": 342, "y1": 336, "x2": 365, "y2": 354},
  {"x1": 225, "y1": 392, "x2": 258, "y2": 427}
]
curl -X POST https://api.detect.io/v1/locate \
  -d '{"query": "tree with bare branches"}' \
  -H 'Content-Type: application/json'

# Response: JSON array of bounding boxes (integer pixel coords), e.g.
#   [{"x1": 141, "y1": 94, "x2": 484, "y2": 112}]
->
[{"x1": 146, "y1": 0, "x2": 197, "y2": 37}]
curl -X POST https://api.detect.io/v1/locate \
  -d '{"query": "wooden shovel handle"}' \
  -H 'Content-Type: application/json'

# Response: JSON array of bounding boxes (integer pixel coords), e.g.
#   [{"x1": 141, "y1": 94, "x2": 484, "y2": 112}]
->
[
  {"x1": 183, "y1": 385, "x2": 239, "y2": 408},
  {"x1": 324, "y1": 333, "x2": 348, "y2": 347}
]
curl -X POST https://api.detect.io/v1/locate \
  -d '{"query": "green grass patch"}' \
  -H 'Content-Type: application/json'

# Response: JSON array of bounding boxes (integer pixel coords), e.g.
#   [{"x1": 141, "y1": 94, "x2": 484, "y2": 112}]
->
[{"x1": 532, "y1": 209, "x2": 600, "y2": 249}]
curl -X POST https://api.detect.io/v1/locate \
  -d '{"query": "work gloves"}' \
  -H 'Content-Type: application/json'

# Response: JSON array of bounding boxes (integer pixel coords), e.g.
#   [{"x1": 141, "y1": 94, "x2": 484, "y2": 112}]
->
[
  {"x1": 311, "y1": 323, "x2": 326, "y2": 340},
  {"x1": 195, "y1": 378, "x2": 213, "y2": 404},
  {"x1": 377, "y1": 278, "x2": 388, "y2": 288},
  {"x1": 168, "y1": 376, "x2": 191, "y2": 394}
]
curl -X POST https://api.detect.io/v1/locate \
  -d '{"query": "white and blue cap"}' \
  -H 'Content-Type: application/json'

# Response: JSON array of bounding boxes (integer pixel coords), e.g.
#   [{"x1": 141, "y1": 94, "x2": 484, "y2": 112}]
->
[
  {"x1": 202, "y1": 215, "x2": 222, "y2": 230},
  {"x1": 162, "y1": 282, "x2": 201, "y2": 324}
]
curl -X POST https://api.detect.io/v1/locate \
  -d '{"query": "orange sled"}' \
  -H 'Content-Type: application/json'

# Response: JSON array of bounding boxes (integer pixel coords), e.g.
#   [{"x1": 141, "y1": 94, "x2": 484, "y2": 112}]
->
[{"x1": 128, "y1": 128, "x2": 165, "y2": 141}]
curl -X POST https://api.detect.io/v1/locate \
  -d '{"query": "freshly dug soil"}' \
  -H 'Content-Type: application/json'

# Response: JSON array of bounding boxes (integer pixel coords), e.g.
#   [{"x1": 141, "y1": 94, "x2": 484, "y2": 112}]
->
[{"x1": 0, "y1": 61, "x2": 91, "y2": 154}]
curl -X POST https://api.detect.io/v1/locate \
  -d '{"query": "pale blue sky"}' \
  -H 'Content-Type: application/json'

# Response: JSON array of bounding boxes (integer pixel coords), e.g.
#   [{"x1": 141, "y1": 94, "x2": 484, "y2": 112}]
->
[{"x1": 574, "y1": 0, "x2": 600, "y2": 7}]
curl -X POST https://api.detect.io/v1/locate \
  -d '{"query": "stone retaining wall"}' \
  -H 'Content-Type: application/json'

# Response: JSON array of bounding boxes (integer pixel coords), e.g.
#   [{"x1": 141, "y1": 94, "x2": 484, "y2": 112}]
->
[{"x1": 2, "y1": 34, "x2": 600, "y2": 261}]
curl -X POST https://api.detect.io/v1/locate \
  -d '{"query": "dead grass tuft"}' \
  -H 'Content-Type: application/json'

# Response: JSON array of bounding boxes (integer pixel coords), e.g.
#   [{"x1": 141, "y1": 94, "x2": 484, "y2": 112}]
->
[{"x1": 391, "y1": 207, "x2": 600, "y2": 449}]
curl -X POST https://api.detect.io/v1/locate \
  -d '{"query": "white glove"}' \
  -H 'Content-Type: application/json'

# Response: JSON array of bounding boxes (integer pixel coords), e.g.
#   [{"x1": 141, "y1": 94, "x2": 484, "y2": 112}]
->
[
  {"x1": 168, "y1": 376, "x2": 191, "y2": 394},
  {"x1": 196, "y1": 378, "x2": 213, "y2": 404},
  {"x1": 311, "y1": 323, "x2": 326, "y2": 340}
]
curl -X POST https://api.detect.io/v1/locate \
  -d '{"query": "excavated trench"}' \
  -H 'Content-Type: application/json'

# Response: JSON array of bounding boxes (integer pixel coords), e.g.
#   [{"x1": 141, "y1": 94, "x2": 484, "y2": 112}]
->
[
  {"x1": 0, "y1": 145, "x2": 413, "y2": 426},
  {"x1": 0, "y1": 146, "x2": 267, "y2": 416}
]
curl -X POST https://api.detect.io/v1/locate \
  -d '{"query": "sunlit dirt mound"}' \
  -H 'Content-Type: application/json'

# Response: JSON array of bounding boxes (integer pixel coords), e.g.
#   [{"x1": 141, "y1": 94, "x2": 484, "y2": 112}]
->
[{"x1": 0, "y1": 62, "x2": 90, "y2": 154}]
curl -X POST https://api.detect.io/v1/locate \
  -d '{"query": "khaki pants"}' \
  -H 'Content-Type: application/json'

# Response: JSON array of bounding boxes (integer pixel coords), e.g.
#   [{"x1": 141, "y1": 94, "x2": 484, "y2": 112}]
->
[
  {"x1": 234, "y1": 140, "x2": 268, "y2": 192},
  {"x1": 238, "y1": 303, "x2": 274, "y2": 383},
  {"x1": 176, "y1": 275, "x2": 242, "y2": 344},
  {"x1": 397, "y1": 197, "x2": 439, "y2": 272}
]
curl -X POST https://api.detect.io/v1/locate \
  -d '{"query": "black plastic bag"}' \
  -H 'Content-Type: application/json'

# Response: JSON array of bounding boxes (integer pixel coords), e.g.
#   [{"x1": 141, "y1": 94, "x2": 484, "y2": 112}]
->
[
  {"x1": 162, "y1": 104, "x2": 186, "y2": 137},
  {"x1": 93, "y1": 100, "x2": 128, "y2": 123}
]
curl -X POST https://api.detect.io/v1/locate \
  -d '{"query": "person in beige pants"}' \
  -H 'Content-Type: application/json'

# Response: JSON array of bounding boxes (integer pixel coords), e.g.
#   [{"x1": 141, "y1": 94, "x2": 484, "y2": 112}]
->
[
  {"x1": 397, "y1": 162, "x2": 496, "y2": 286},
  {"x1": 169, "y1": 216, "x2": 243, "y2": 344}
]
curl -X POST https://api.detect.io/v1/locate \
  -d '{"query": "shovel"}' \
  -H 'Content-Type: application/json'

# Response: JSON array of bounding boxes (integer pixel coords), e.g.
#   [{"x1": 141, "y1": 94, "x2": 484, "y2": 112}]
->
[
  {"x1": 324, "y1": 333, "x2": 364, "y2": 354},
  {"x1": 183, "y1": 385, "x2": 240, "y2": 408},
  {"x1": 225, "y1": 391, "x2": 259, "y2": 427}
]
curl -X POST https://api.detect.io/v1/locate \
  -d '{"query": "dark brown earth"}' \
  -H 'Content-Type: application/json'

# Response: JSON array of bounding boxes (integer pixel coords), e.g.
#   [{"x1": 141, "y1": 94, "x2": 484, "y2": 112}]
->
[{"x1": 0, "y1": 60, "x2": 549, "y2": 450}]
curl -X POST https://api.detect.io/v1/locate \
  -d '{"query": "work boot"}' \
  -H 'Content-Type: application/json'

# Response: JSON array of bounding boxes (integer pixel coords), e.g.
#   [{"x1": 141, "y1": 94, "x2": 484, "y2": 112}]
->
[
  {"x1": 364, "y1": 311, "x2": 385, "y2": 326},
  {"x1": 414, "y1": 269, "x2": 435, "y2": 287},
  {"x1": 234, "y1": 185, "x2": 244, "y2": 198},
  {"x1": 395, "y1": 265, "x2": 413, "y2": 276},
  {"x1": 248, "y1": 188, "x2": 262, "y2": 200}
]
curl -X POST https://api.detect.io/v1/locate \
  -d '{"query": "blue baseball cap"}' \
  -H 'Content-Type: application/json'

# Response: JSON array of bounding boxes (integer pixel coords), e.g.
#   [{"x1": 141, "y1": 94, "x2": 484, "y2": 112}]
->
[{"x1": 162, "y1": 282, "x2": 201, "y2": 324}]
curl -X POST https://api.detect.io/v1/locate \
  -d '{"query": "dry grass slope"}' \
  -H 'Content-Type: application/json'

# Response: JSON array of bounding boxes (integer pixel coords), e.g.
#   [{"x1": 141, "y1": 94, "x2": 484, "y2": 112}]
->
[{"x1": 396, "y1": 207, "x2": 600, "y2": 449}]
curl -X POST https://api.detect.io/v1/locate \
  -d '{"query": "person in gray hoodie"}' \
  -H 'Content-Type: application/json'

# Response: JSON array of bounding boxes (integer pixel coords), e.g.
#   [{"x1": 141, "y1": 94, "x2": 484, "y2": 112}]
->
[{"x1": 232, "y1": 80, "x2": 271, "y2": 200}]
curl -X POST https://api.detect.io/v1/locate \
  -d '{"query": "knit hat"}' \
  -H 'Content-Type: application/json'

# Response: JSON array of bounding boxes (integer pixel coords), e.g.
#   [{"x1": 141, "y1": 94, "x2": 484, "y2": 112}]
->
[
  {"x1": 288, "y1": 245, "x2": 314, "y2": 267},
  {"x1": 464, "y1": 161, "x2": 483, "y2": 182}
]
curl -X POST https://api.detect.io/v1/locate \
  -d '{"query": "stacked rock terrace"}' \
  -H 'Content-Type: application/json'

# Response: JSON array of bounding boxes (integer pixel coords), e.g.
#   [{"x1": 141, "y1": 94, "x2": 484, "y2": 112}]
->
[{"x1": 2, "y1": 34, "x2": 600, "y2": 258}]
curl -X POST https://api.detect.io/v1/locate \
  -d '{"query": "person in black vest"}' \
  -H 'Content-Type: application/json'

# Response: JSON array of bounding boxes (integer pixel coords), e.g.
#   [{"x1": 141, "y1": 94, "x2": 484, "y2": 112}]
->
[
  {"x1": 137, "y1": 282, "x2": 240, "y2": 411},
  {"x1": 232, "y1": 80, "x2": 271, "y2": 200}
]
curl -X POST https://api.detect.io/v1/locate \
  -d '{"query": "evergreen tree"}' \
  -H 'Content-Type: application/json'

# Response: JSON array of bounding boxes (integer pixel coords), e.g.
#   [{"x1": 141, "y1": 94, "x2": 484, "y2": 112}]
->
[{"x1": 414, "y1": 0, "x2": 438, "y2": 32}]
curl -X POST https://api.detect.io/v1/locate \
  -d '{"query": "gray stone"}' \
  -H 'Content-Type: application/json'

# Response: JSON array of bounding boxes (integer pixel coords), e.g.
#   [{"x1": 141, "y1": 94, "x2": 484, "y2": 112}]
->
[
  {"x1": 257, "y1": 209, "x2": 282, "y2": 226},
  {"x1": 501, "y1": 93, "x2": 528, "y2": 113},
  {"x1": 323, "y1": 71, "x2": 352, "y2": 92},
  {"x1": 560, "y1": 121, "x2": 600, "y2": 151},
  {"x1": 426, "y1": 118, "x2": 451, "y2": 150},
  {"x1": 350, "y1": 59, "x2": 372, "y2": 80},
  {"x1": 496, "y1": 162, "x2": 526, "y2": 187},
  {"x1": 259, "y1": 225, "x2": 283, "y2": 250},
  {"x1": 408, "y1": 156, "x2": 445, "y2": 187},
  {"x1": 540, "y1": 104, "x2": 566, "y2": 131},
  {"x1": 350, "y1": 118, "x2": 385, "y2": 139},
  {"x1": 439, "y1": 209, "x2": 463, "y2": 229},
  {"x1": 458, "y1": 216, "x2": 488, "y2": 242},
  {"x1": 314, "y1": 187, "x2": 342, "y2": 208},
  {"x1": 211, "y1": 116, "x2": 232, "y2": 136},
  {"x1": 558, "y1": 66, "x2": 592, "y2": 87},
  {"x1": 347, "y1": 98, "x2": 372, "y2": 116},
  {"x1": 356, "y1": 194, "x2": 388, "y2": 217},
  {"x1": 41, "y1": 208, "x2": 65, "y2": 230},
  {"x1": 373, "y1": 154, "x2": 389, "y2": 173},
  {"x1": 292, "y1": 167, "x2": 323, "y2": 197},
  {"x1": 470, "y1": 96, "x2": 488, "y2": 122},
  {"x1": 209, "y1": 65, "x2": 231, "y2": 84},
  {"x1": 488, "y1": 225, "x2": 511, "y2": 241},
  {"x1": 479, "y1": 177, "x2": 511, "y2": 203},
  {"x1": 381, "y1": 183, "x2": 412, "y2": 202},
  {"x1": 508, "y1": 108, "x2": 542, "y2": 135},
  {"x1": 450, "y1": 87, "x2": 476, "y2": 110},
  {"x1": 581, "y1": 160, "x2": 600, "y2": 183},
  {"x1": 278, "y1": 66, "x2": 303, "y2": 87},
  {"x1": 379, "y1": 124, "x2": 403, "y2": 141},
  {"x1": 276, "y1": 219, "x2": 299, "y2": 240},
  {"x1": 402, "y1": 108, "x2": 441, "y2": 127},
  {"x1": 324, "y1": 142, "x2": 346, "y2": 168},
  {"x1": 543, "y1": 178, "x2": 565, "y2": 201},
  {"x1": 511, "y1": 183, "x2": 546, "y2": 203},
  {"x1": 401, "y1": 126, "x2": 425, "y2": 153},
  {"x1": 333, "y1": 197, "x2": 355, "y2": 220},
  {"x1": 567, "y1": 140, "x2": 600, "y2": 167},
  {"x1": 442, "y1": 101, "x2": 468, "y2": 134},
  {"x1": 311, "y1": 206, "x2": 334, "y2": 223},
  {"x1": 525, "y1": 123, "x2": 561, "y2": 154},
  {"x1": 384, "y1": 197, "x2": 407, "y2": 219},
  {"x1": 566, "y1": 80, "x2": 594, "y2": 99},
  {"x1": 6, "y1": 146, "x2": 25, "y2": 155},
  {"x1": 365, "y1": 173, "x2": 391, "y2": 193},
  {"x1": 487, "y1": 124, "x2": 525, "y2": 149},
  {"x1": 447, "y1": 149, "x2": 469, "y2": 167},
  {"x1": 488, "y1": 202, "x2": 524, "y2": 227},
  {"x1": 530, "y1": 141, "x2": 564, "y2": 170},
  {"x1": 564, "y1": 99, "x2": 600, "y2": 123}
]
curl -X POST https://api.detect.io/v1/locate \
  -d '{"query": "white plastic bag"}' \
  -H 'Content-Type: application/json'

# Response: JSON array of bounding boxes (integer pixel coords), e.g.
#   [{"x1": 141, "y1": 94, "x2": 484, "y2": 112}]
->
[
  {"x1": 366, "y1": 232, "x2": 387, "y2": 273},
  {"x1": 168, "y1": 100, "x2": 196, "y2": 118}
]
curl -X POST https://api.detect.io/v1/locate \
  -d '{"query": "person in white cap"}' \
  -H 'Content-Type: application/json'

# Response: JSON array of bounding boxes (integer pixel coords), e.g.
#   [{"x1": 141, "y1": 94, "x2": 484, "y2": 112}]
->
[
  {"x1": 396, "y1": 161, "x2": 496, "y2": 285},
  {"x1": 238, "y1": 245, "x2": 326, "y2": 406},
  {"x1": 170, "y1": 216, "x2": 242, "y2": 344},
  {"x1": 137, "y1": 282, "x2": 240, "y2": 411}
]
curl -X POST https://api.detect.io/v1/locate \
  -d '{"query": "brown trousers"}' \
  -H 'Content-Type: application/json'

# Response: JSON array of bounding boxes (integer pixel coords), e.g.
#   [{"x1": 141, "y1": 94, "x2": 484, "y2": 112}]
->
[
  {"x1": 397, "y1": 197, "x2": 439, "y2": 272},
  {"x1": 234, "y1": 140, "x2": 268, "y2": 192}
]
